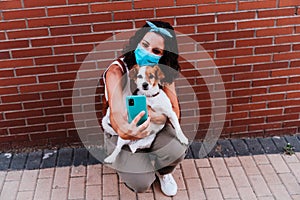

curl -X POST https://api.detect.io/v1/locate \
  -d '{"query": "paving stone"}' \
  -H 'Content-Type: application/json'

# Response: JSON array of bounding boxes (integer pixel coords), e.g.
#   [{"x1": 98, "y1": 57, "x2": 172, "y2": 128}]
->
[
  {"x1": 272, "y1": 136, "x2": 287, "y2": 153},
  {"x1": 10, "y1": 153, "x2": 28, "y2": 170},
  {"x1": 87, "y1": 147, "x2": 104, "y2": 165},
  {"x1": 244, "y1": 138, "x2": 264, "y2": 155},
  {"x1": 217, "y1": 139, "x2": 236, "y2": 157},
  {"x1": 25, "y1": 151, "x2": 42, "y2": 170},
  {"x1": 40, "y1": 149, "x2": 57, "y2": 169},
  {"x1": 206, "y1": 143, "x2": 223, "y2": 158},
  {"x1": 57, "y1": 148, "x2": 73, "y2": 167},
  {"x1": 258, "y1": 137, "x2": 280, "y2": 154},
  {"x1": 184, "y1": 146, "x2": 194, "y2": 159},
  {"x1": 0, "y1": 153, "x2": 12, "y2": 170},
  {"x1": 285, "y1": 135, "x2": 300, "y2": 152},
  {"x1": 190, "y1": 141, "x2": 207, "y2": 159},
  {"x1": 73, "y1": 147, "x2": 88, "y2": 166},
  {"x1": 230, "y1": 139, "x2": 249, "y2": 156}
]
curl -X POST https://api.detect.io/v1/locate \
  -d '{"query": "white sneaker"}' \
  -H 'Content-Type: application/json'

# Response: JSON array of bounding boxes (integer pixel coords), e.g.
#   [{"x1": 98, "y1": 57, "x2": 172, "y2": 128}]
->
[{"x1": 156, "y1": 173, "x2": 178, "y2": 196}]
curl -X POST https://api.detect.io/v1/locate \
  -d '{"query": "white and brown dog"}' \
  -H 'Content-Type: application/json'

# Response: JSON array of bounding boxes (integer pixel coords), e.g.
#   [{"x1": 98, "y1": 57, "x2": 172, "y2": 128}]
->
[{"x1": 104, "y1": 65, "x2": 188, "y2": 163}]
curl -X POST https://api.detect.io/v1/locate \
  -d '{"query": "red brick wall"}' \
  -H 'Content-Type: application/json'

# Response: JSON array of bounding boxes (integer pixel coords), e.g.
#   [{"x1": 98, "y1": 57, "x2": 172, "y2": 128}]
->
[{"x1": 1, "y1": 0, "x2": 300, "y2": 149}]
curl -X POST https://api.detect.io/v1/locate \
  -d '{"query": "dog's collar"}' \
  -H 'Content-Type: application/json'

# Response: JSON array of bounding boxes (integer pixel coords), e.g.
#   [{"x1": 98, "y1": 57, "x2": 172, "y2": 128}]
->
[{"x1": 133, "y1": 89, "x2": 160, "y2": 98}]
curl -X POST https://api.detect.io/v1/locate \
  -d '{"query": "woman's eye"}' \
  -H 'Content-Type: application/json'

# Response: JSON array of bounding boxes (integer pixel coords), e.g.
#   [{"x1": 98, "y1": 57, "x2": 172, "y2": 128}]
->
[
  {"x1": 142, "y1": 42, "x2": 149, "y2": 48},
  {"x1": 137, "y1": 75, "x2": 143, "y2": 79},
  {"x1": 153, "y1": 48, "x2": 162, "y2": 55}
]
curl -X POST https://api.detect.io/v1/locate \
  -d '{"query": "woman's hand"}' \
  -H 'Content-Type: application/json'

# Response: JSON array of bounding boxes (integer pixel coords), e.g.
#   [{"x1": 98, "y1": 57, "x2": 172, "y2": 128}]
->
[
  {"x1": 111, "y1": 110, "x2": 151, "y2": 140},
  {"x1": 148, "y1": 107, "x2": 167, "y2": 125}
]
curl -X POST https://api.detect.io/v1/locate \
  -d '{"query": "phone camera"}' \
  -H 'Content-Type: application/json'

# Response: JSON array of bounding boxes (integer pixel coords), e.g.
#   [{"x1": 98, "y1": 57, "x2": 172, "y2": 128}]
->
[{"x1": 128, "y1": 98, "x2": 134, "y2": 106}]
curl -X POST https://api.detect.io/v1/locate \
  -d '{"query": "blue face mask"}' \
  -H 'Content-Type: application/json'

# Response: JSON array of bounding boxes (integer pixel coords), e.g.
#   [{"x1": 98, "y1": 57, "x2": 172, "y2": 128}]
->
[{"x1": 134, "y1": 44, "x2": 162, "y2": 66}]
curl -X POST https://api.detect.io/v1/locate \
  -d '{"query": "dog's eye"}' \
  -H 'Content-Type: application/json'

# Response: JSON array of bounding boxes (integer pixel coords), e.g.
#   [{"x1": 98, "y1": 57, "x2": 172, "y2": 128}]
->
[
  {"x1": 137, "y1": 75, "x2": 143, "y2": 79},
  {"x1": 149, "y1": 74, "x2": 154, "y2": 79}
]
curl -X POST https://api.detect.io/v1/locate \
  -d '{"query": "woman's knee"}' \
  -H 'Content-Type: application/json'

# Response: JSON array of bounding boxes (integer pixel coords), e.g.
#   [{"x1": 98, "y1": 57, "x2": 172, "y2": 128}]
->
[{"x1": 118, "y1": 171, "x2": 155, "y2": 193}]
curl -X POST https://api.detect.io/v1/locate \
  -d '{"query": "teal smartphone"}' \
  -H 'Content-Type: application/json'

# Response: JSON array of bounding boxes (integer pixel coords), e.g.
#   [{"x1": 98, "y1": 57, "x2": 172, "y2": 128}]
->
[{"x1": 126, "y1": 95, "x2": 148, "y2": 126}]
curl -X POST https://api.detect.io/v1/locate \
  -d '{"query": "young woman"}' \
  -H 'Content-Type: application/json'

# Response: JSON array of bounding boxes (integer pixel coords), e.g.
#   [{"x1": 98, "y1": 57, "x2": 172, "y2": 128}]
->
[{"x1": 102, "y1": 20, "x2": 187, "y2": 196}]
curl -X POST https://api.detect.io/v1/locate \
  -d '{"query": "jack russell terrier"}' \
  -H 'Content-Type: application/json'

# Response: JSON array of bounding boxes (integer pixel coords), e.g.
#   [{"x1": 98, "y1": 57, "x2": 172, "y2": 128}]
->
[{"x1": 103, "y1": 65, "x2": 188, "y2": 163}]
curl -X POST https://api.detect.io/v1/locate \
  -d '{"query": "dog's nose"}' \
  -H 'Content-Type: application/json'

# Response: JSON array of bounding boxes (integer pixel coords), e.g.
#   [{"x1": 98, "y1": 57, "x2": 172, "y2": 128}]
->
[{"x1": 142, "y1": 82, "x2": 149, "y2": 90}]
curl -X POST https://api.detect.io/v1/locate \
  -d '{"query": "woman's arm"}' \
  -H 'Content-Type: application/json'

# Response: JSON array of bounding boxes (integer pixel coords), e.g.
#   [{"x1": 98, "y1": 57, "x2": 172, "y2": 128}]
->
[
  {"x1": 105, "y1": 64, "x2": 151, "y2": 140},
  {"x1": 163, "y1": 82, "x2": 180, "y2": 119}
]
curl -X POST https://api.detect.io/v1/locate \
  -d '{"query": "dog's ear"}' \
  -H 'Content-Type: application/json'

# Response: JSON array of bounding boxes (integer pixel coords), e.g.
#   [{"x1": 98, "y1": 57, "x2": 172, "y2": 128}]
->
[
  {"x1": 154, "y1": 65, "x2": 165, "y2": 80},
  {"x1": 129, "y1": 65, "x2": 139, "y2": 80}
]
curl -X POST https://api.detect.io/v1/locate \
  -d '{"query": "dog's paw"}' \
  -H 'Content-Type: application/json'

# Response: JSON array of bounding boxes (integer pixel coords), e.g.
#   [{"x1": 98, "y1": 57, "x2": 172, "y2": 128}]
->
[
  {"x1": 178, "y1": 135, "x2": 189, "y2": 145},
  {"x1": 104, "y1": 156, "x2": 115, "y2": 164}
]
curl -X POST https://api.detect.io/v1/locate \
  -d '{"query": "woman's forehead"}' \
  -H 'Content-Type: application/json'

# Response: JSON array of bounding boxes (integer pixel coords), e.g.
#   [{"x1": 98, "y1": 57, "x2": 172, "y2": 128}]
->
[{"x1": 142, "y1": 32, "x2": 165, "y2": 49}]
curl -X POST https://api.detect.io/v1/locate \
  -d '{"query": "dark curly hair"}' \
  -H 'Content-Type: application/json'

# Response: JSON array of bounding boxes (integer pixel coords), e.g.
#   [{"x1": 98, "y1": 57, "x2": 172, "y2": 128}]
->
[{"x1": 122, "y1": 20, "x2": 180, "y2": 84}]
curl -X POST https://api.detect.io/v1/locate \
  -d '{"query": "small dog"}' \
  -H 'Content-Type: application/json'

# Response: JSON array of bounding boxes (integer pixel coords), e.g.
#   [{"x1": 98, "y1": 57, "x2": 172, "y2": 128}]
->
[{"x1": 104, "y1": 65, "x2": 188, "y2": 163}]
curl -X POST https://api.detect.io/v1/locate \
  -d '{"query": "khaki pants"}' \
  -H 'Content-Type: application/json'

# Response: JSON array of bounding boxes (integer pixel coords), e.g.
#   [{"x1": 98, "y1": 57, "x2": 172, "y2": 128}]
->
[{"x1": 104, "y1": 124, "x2": 187, "y2": 192}]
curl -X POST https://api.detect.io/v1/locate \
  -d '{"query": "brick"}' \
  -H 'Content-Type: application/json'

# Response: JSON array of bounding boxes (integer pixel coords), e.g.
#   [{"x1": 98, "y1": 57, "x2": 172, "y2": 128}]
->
[
  {"x1": 8, "y1": 28, "x2": 49, "y2": 39},
  {"x1": 86, "y1": 185, "x2": 102, "y2": 200},
  {"x1": 235, "y1": 55, "x2": 271, "y2": 65},
  {"x1": 230, "y1": 139, "x2": 250, "y2": 156},
  {"x1": 73, "y1": 33, "x2": 112, "y2": 43},
  {"x1": 69, "y1": 177, "x2": 85, "y2": 199},
  {"x1": 93, "y1": 21, "x2": 133, "y2": 32},
  {"x1": 237, "y1": 187, "x2": 257, "y2": 200},
  {"x1": 3, "y1": 8, "x2": 46, "y2": 20},
  {"x1": 0, "y1": 52, "x2": 10, "y2": 59},
  {"x1": 25, "y1": 151, "x2": 43, "y2": 170},
  {"x1": 239, "y1": 156, "x2": 261, "y2": 175},
  {"x1": 16, "y1": 191, "x2": 34, "y2": 200},
  {"x1": 48, "y1": 5, "x2": 89, "y2": 16},
  {"x1": 35, "y1": 55, "x2": 74, "y2": 65},
  {"x1": 6, "y1": 170, "x2": 23, "y2": 181},
  {"x1": 136, "y1": 0, "x2": 173, "y2": 8},
  {"x1": 114, "y1": 10, "x2": 153, "y2": 20},
  {"x1": 50, "y1": 188, "x2": 68, "y2": 200},
  {"x1": 52, "y1": 167, "x2": 70, "y2": 189},
  {"x1": 12, "y1": 47, "x2": 52, "y2": 58},
  {"x1": 198, "y1": 3, "x2": 236, "y2": 14},
  {"x1": 0, "y1": 181, "x2": 19, "y2": 200},
  {"x1": 24, "y1": 0, "x2": 66, "y2": 8},
  {"x1": 9, "y1": 125, "x2": 46, "y2": 135},
  {"x1": 257, "y1": 27, "x2": 293, "y2": 37},
  {"x1": 31, "y1": 36, "x2": 72, "y2": 47},
  {"x1": 177, "y1": 15, "x2": 215, "y2": 25},
  {"x1": 280, "y1": 0, "x2": 300, "y2": 7},
  {"x1": 181, "y1": 159, "x2": 198, "y2": 178},
  {"x1": 71, "y1": 13, "x2": 111, "y2": 24},
  {"x1": 176, "y1": 0, "x2": 214, "y2": 6},
  {"x1": 258, "y1": 164, "x2": 282, "y2": 185},
  {"x1": 198, "y1": 168, "x2": 218, "y2": 188},
  {"x1": 103, "y1": 174, "x2": 118, "y2": 196},
  {"x1": 0, "y1": 87, "x2": 18, "y2": 95},
  {"x1": 28, "y1": 16, "x2": 69, "y2": 28},
  {"x1": 238, "y1": 19, "x2": 274, "y2": 29},
  {"x1": 269, "y1": 184, "x2": 292, "y2": 200},
  {"x1": 0, "y1": 58, "x2": 34, "y2": 69},
  {"x1": 119, "y1": 183, "x2": 136, "y2": 200},
  {"x1": 205, "y1": 188, "x2": 223, "y2": 200},
  {"x1": 279, "y1": 173, "x2": 300, "y2": 195},
  {"x1": 270, "y1": 84, "x2": 300, "y2": 92},
  {"x1": 218, "y1": 11, "x2": 256, "y2": 22},
  {"x1": 19, "y1": 170, "x2": 39, "y2": 191},
  {"x1": 288, "y1": 163, "x2": 300, "y2": 183},
  {"x1": 91, "y1": 2, "x2": 132, "y2": 12},
  {"x1": 54, "y1": 44, "x2": 93, "y2": 55},
  {"x1": 0, "y1": 0, "x2": 22, "y2": 9},
  {"x1": 157, "y1": 6, "x2": 195, "y2": 17},
  {"x1": 253, "y1": 78, "x2": 287, "y2": 87},
  {"x1": 248, "y1": 175, "x2": 272, "y2": 197},
  {"x1": 258, "y1": 8, "x2": 295, "y2": 18},
  {"x1": 255, "y1": 44, "x2": 290, "y2": 54},
  {"x1": 253, "y1": 154, "x2": 270, "y2": 165},
  {"x1": 87, "y1": 164, "x2": 102, "y2": 186},
  {"x1": 238, "y1": 0, "x2": 277, "y2": 10},
  {"x1": 185, "y1": 178, "x2": 205, "y2": 200},
  {"x1": 210, "y1": 157, "x2": 230, "y2": 177},
  {"x1": 268, "y1": 154, "x2": 290, "y2": 173},
  {"x1": 217, "y1": 30, "x2": 254, "y2": 40},
  {"x1": 276, "y1": 34, "x2": 300, "y2": 44},
  {"x1": 253, "y1": 61, "x2": 288, "y2": 71},
  {"x1": 0, "y1": 20, "x2": 26, "y2": 30},
  {"x1": 33, "y1": 178, "x2": 52, "y2": 200},
  {"x1": 0, "y1": 40, "x2": 30, "y2": 50},
  {"x1": 236, "y1": 37, "x2": 273, "y2": 47},
  {"x1": 51, "y1": 25, "x2": 91, "y2": 36},
  {"x1": 216, "y1": 47, "x2": 252, "y2": 58},
  {"x1": 218, "y1": 176, "x2": 239, "y2": 199}
]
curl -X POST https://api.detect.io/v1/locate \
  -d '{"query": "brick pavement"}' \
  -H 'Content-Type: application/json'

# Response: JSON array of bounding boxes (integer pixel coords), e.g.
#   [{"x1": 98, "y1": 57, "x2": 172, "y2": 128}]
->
[{"x1": 0, "y1": 152, "x2": 299, "y2": 200}]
